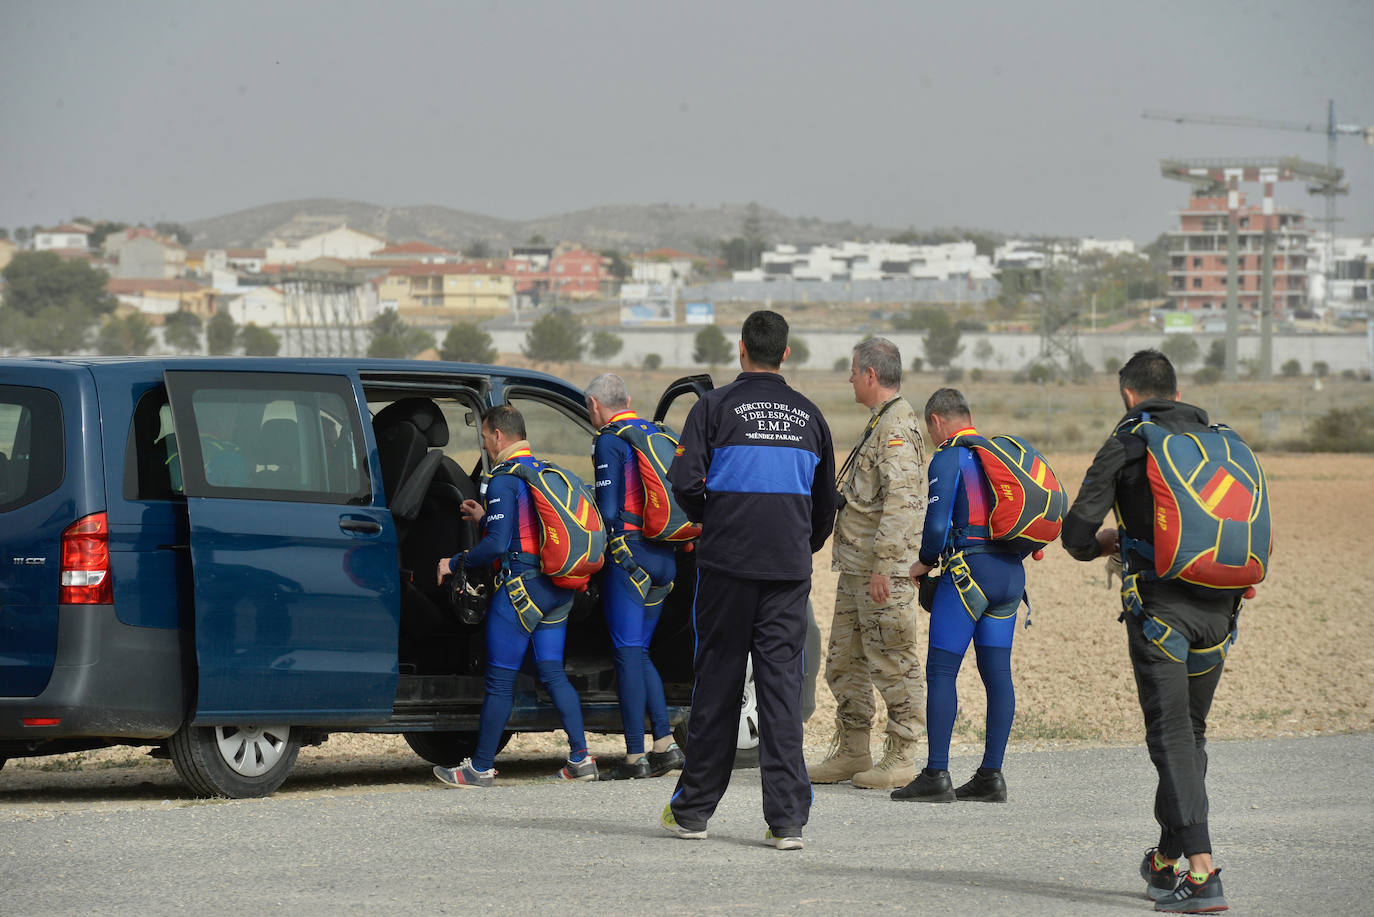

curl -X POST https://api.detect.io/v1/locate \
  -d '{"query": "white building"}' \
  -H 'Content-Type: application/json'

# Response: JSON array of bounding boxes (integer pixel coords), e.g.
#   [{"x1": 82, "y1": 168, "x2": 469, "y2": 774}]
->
[
  {"x1": 34, "y1": 223, "x2": 91, "y2": 252},
  {"x1": 222, "y1": 286, "x2": 288, "y2": 326},
  {"x1": 735, "y1": 240, "x2": 996, "y2": 283},
  {"x1": 1307, "y1": 233, "x2": 1374, "y2": 313},
  {"x1": 265, "y1": 226, "x2": 389, "y2": 265},
  {"x1": 115, "y1": 236, "x2": 186, "y2": 279},
  {"x1": 630, "y1": 248, "x2": 701, "y2": 285},
  {"x1": 994, "y1": 237, "x2": 1139, "y2": 271}
]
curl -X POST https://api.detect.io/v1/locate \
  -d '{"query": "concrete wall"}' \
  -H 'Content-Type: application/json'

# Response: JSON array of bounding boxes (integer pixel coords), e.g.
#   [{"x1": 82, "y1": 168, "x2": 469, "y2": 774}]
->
[{"x1": 486, "y1": 327, "x2": 1373, "y2": 375}]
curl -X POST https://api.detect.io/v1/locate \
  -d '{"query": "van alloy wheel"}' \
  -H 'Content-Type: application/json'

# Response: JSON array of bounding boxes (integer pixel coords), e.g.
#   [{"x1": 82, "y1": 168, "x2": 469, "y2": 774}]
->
[
  {"x1": 168, "y1": 722, "x2": 301, "y2": 798},
  {"x1": 213, "y1": 725, "x2": 291, "y2": 777}
]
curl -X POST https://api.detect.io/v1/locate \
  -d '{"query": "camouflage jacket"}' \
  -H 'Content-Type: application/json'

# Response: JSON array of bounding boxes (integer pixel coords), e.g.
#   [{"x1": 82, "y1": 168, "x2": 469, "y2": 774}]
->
[{"x1": 831, "y1": 395, "x2": 927, "y2": 577}]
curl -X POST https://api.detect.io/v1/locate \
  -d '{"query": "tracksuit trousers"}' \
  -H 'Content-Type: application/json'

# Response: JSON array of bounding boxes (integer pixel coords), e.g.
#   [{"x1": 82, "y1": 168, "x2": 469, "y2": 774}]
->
[
  {"x1": 1127, "y1": 580, "x2": 1235, "y2": 858},
  {"x1": 670, "y1": 569, "x2": 811, "y2": 837}
]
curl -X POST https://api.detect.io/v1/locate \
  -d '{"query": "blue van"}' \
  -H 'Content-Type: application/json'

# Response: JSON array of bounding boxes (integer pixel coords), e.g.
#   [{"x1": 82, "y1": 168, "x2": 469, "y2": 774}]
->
[{"x1": 0, "y1": 357, "x2": 818, "y2": 797}]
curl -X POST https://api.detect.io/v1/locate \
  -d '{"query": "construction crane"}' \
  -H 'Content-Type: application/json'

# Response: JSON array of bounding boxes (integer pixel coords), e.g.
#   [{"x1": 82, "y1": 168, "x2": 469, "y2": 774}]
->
[{"x1": 1143, "y1": 100, "x2": 1373, "y2": 301}]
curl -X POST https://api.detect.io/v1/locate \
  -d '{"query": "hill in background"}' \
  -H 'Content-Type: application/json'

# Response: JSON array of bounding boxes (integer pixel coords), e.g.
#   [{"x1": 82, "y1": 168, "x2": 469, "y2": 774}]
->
[{"x1": 185, "y1": 199, "x2": 913, "y2": 253}]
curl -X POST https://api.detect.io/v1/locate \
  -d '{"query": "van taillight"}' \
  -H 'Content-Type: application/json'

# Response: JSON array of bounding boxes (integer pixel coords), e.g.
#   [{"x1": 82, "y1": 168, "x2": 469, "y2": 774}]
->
[{"x1": 60, "y1": 513, "x2": 112, "y2": 604}]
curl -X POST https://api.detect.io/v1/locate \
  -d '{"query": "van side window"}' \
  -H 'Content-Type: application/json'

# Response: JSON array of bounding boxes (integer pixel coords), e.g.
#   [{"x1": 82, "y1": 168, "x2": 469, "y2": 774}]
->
[
  {"x1": 124, "y1": 389, "x2": 183, "y2": 501},
  {"x1": 167, "y1": 374, "x2": 369, "y2": 505},
  {"x1": 0, "y1": 385, "x2": 64, "y2": 513},
  {"x1": 506, "y1": 395, "x2": 595, "y2": 482}
]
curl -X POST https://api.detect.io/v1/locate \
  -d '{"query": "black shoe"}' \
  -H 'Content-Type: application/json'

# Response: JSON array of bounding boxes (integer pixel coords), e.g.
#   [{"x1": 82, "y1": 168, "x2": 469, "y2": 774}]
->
[
  {"x1": 645, "y1": 744, "x2": 685, "y2": 777},
  {"x1": 1140, "y1": 848, "x2": 1183, "y2": 901},
  {"x1": 1154, "y1": 868, "x2": 1228, "y2": 913},
  {"x1": 954, "y1": 767, "x2": 1007, "y2": 803},
  {"x1": 598, "y1": 757, "x2": 651, "y2": 781},
  {"x1": 890, "y1": 768, "x2": 954, "y2": 802}
]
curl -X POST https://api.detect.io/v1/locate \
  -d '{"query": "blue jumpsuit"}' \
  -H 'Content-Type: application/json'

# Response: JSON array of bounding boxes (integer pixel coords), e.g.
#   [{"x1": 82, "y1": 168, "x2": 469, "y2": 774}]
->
[
  {"x1": 920, "y1": 430, "x2": 1025, "y2": 773},
  {"x1": 593, "y1": 413, "x2": 677, "y2": 756},
  {"x1": 452, "y1": 452, "x2": 588, "y2": 772}
]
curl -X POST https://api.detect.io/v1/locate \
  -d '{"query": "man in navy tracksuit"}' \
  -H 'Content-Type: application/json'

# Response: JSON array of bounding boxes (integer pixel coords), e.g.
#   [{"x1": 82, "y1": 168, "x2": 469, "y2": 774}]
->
[{"x1": 661, "y1": 310, "x2": 836, "y2": 850}]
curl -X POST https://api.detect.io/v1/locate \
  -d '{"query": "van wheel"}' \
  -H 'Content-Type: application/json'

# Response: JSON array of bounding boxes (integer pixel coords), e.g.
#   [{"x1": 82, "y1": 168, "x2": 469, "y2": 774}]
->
[
  {"x1": 168, "y1": 724, "x2": 300, "y2": 798},
  {"x1": 404, "y1": 730, "x2": 512, "y2": 767}
]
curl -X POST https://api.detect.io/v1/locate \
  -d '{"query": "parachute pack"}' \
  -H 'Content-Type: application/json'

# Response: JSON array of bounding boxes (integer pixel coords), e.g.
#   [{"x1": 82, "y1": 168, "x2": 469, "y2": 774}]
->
[
  {"x1": 608, "y1": 420, "x2": 701, "y2": 543},
  {"x1": 491, "y1": 458, "x2": 606, "y2": 592},
  {"x1": 946, "y1": 432, "x2": 1067, "y2": 556},
  {"x1": 1123, "y1": 417, "x2": 1270, "y2": 592}
]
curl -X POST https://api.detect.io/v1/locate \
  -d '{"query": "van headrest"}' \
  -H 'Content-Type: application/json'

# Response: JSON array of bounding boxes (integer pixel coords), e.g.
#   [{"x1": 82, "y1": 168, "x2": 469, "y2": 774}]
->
[{"x1": 373, "y1": 398, "x2": 449, "y2": 447}]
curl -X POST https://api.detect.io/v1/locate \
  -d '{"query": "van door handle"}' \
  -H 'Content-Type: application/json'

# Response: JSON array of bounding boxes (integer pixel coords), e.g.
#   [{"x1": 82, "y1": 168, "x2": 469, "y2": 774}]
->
[{"x1": 339, "y1": 518, "x2": 383, "y2": 535}]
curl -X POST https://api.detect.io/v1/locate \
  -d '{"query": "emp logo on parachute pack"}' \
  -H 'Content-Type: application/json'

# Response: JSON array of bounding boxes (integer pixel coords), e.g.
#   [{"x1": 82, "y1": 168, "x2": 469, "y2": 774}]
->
[
  {"x1": 1156, "y1": 507, "x2": 1169, "y2": 532},
  {"x1": 546, "y1": 529, "x2": 561, "y2": 545},
  {"x1": 999, "y1": 483, "x2": 1015, "y2": 501}
]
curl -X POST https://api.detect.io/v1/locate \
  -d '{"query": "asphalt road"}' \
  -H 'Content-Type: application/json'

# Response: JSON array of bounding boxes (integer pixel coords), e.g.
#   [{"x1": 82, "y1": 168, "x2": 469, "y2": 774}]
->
[{"x1": 2, "y1": 733, "x2": 1370, "y2": 916}]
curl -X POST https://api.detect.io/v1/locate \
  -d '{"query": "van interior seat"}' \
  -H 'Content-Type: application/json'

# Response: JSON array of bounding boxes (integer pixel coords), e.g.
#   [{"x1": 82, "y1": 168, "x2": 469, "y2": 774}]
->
[
  {"x1": 372, "y1": 398, "x2": 483, "y2": 652},
  {"x1": 255, "y1": 418, "x2": 301, "y2": 488}
]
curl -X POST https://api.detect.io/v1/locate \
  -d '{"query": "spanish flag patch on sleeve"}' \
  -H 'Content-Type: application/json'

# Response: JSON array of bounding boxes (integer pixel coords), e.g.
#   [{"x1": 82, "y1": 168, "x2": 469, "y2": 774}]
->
[{"x1": 887, "y1": 438, "x2": 904, "y2": 447}]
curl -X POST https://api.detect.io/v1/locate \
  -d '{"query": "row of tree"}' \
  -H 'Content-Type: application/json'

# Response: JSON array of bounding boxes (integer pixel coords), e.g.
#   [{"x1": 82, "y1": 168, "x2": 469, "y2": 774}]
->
[{"x1": 1, "y1": 221, "x2": 194, "y2": 248}]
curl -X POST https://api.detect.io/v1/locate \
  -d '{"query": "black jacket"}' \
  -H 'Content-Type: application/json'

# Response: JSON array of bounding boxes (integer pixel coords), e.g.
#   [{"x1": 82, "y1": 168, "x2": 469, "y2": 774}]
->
[
  {"x1": 1061, "y1": 398, "x2": 1212, "y2": 568},
  {"x1": 668, "y1": 372, "x2": 836, "y2": 580}
]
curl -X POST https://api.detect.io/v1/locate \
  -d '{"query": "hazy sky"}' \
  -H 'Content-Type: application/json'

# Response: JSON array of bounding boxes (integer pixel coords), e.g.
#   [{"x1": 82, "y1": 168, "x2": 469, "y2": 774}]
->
[{"x1": 2, "y1": 0, "x2": 1371, "y2": 243}]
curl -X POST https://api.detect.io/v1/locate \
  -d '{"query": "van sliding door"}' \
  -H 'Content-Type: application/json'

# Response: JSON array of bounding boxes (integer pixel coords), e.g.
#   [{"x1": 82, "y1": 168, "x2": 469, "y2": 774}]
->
[{"x1": 163, "y1": 371, "x2": 399, "y2": 725}]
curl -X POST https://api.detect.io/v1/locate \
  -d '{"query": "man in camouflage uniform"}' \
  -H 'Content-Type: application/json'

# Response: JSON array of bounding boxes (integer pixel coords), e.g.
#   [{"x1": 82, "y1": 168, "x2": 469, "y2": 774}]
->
[{"x1": 809, "y1": 337, "x2": 927, "y2": 789}]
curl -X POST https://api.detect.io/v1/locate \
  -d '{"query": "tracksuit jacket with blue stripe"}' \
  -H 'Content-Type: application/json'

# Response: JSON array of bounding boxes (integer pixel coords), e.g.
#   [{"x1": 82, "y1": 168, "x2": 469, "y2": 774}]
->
[{"x1": 668, "y1": 371, "x2": 837, "y2": 580}]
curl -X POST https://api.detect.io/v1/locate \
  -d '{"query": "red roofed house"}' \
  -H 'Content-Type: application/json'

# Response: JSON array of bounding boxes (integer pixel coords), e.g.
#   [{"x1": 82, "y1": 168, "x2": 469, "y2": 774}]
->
[
  {"x1": 508, "y1": 245, "x2": 614, "y2": 303},
  {"x1": 108, "y1": 277, "x2": 216, "y2": 318}
]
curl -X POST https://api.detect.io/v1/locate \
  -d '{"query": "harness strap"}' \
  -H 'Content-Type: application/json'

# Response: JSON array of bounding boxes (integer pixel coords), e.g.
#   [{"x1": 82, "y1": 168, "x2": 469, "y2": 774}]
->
[
  {"x1": 609, "y1": 534, "x2": 654, "y2": 602},
  {"x1": 950, "y1": 523, "x2": 992, "y2": 541},
  {"x1": 1119, "y1": 571, "x2": 1241, "y2": 676},
  {"x1": 836, "y1": 396, "x2": 903, "y2": 490}
]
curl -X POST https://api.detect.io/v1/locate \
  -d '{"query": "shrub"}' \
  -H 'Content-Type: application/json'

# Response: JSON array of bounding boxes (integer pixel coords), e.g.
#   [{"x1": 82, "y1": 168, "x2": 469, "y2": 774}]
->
[
  {"x1": 909, "y1": 356, "x2": 924, "y2": 373},
  {"x1": 1306, "y1": 406, "x2": 1374, "y2": 452},
  {"x1": 1103, "y1": 356, "x2": 1122, "y2": 375},
  {"x1": 1159, "y1": 334, "x2": 1200, "y2": 369},
  {"x1": 944, "y1": 367, "x2": 964, "y2": 383},
  {"x1": 833, "y1": 356, "x2": 850, "y2": 372},
  {"x1": 523, "y1": 307, "x2": 585, "y2": 363},
  {"x1": 642, "y1": 353, "x2": 662, "y2": 371},
  {"x1": 1027, "y1": 363, "x2": 1053, "y2": 385},
  {"x1": 440, "y1": 322, "x2": 498, "y2": 364},
  {"x1": 1194, "y1": 366, "x2": 1223, "y2": 386},
  {"x1": 590, "y1": 330, "x2": 623, "y2": 361},
  {"x1": 692, "y1": 324, "x2": 732, "y2": 368},
  {"x1": 240, "y1": 324, "x2": 280, "y2": 357},
  {"x1": 1280, "y1": 358, "x2": 1301, "y2": 378},
  {"x1": 969, "y1": 368, "x2": 985, "y2": 383},
  {"x1": 1313, "y1": 361, "x2": 1330, "y2": 379}
]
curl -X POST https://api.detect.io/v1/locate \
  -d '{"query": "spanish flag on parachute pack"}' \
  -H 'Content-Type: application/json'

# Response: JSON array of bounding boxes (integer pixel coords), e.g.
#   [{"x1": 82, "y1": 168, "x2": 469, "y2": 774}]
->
[{"x1": 1132, "y1": 420, "x2": 1271, "y2": 592}]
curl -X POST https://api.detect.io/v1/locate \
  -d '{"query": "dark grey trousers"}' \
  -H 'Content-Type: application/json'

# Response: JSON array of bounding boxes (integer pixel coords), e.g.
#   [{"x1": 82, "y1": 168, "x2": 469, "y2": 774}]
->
[{"x1": 1127, "y1": 581, "x2": 1235, "y2": 858}]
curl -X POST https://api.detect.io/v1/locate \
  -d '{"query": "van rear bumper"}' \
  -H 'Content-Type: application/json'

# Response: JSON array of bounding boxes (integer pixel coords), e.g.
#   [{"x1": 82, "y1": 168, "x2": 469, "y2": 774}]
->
[{"x1": 0, "y1": 605, "x2": 185, "y2": 741}]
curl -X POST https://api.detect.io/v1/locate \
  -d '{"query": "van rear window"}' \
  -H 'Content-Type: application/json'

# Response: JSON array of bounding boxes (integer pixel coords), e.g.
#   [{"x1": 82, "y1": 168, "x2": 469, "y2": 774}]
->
[{"x1": 0, "y1": 385, "x2": 65, "y2": 512}]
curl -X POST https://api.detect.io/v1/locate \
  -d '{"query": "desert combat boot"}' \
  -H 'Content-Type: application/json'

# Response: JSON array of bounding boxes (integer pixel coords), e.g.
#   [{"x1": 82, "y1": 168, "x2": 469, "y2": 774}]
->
[
  {"x1": 851, "y1": 734, "x2": 918, "y2": 789},
  {"x1": 807, "y1": 728, "x2": 871, "y2": 784}
]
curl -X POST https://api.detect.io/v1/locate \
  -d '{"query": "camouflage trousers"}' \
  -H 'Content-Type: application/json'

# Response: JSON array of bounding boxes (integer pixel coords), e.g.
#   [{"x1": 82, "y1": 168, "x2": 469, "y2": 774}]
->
[{"x1": 825, "y1": 572, "x2": 926, "y2": 743}]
